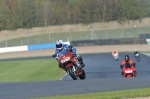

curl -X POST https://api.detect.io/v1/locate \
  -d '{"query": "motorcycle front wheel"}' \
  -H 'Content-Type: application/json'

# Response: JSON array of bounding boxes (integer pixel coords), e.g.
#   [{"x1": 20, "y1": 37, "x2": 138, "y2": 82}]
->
[{"x1": 67, "y1": 66, "x2": 77, "y2": 80}]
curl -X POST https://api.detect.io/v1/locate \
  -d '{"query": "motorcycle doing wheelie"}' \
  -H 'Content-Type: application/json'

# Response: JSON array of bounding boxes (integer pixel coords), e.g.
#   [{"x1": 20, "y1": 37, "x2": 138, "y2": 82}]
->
[
  {"x1": 122, "y1": 63, "x2": 136, "y2": 78},
  {"x1": 56, "y1": 49, "x2": 86, "y2": 80}
]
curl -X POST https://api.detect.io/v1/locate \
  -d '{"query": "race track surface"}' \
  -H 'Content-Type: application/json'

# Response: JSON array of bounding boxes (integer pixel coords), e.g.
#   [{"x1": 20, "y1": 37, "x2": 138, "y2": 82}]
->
[{"x1": 1, "y1": 52, "x2": 150, "y2": 99}]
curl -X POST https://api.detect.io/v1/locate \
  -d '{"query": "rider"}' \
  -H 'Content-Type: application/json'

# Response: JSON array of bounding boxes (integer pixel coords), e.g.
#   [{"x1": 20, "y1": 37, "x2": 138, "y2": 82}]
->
[
  {"x1": 112, "y1": 50, "x2": 118, "y2": 56},
  {"x1": 134, "y1": 49, "x2": 140, "y2": 57},
  {"x1": 53, "y1": 40, "x2": 85, "y2": 69},
  {"x1": 120, "y1": 55, "x2": 137, "y2": 76}
]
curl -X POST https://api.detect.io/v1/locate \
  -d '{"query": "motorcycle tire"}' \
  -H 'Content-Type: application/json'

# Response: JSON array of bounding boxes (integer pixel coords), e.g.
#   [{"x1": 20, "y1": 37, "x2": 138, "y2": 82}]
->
[
  {"x1": 67, "y1": 66, "x2": 77, "y2": 80},
  {"x1": 79, "y1": 69, "x2": 86, "y2": 80}
]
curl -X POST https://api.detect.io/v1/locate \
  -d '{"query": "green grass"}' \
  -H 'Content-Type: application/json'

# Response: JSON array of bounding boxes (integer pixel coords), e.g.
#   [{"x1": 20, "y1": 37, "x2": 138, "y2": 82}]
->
[
  {"x1": 1, "y1": 26, "x2": 150, "y2": 47},
  {"x1": 32, "y1": 88, "x2": 150, "y2": 99},
  {"x1": 0, "y1": 58, "x2": 65, "y2": 82}
]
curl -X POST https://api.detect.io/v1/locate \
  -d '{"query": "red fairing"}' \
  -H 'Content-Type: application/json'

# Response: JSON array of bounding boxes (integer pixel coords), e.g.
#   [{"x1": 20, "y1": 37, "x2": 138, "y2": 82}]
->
[
  {"x1": 122, "y1": 65, "x2": 135, "y2": 78},
  {"x1": 58, "y1": 50, "x2": 75, "y2": 68}
]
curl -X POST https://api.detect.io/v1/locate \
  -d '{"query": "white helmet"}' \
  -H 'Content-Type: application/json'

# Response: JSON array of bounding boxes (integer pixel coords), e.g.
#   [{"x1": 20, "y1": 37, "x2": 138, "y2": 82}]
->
[
  {"x1": 135, "y1": 49, "x2": 137, "y2": 51},
  {"x1": 56, "y1": 40, "x2": 64, "y2": 50}
]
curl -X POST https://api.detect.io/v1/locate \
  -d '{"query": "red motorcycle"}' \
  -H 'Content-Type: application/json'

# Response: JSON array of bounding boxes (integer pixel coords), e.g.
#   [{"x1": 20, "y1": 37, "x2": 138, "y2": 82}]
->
[
  {"x1": 122, "y1": 63, "x2": 136, "y2": 78},
  {"x1": 55, "y1": 49, "x2": 86, "y2": 80}
]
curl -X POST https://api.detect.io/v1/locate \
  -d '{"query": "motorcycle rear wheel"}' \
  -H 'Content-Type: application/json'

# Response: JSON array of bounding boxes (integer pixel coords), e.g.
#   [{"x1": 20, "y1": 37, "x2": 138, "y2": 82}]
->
[{"x1": 79, "y1": 69, "x2": 86, "y2": 80}]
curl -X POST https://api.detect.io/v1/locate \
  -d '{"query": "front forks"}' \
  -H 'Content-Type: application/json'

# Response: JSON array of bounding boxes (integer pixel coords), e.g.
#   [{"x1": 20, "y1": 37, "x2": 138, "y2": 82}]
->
[{"x1": 72, "y1": 66, "x2": 76, "y2": 72}]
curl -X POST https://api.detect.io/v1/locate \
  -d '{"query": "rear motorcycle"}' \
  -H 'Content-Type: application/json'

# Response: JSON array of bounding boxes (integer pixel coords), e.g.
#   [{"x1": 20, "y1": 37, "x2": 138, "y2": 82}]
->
[{"x1": 55, "y1": 49, "x2": 86, "y2": 80}]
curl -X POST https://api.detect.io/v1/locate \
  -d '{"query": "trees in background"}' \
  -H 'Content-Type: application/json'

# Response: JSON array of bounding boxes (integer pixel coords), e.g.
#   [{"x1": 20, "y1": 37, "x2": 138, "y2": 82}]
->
[{"x1": 0, "y1": 0, "x2": 149, "y2": 31}]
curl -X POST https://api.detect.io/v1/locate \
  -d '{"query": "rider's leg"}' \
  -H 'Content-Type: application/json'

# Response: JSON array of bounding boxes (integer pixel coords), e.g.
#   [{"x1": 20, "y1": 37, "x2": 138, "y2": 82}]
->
[
  {"x1": 75, "y1": 61, "x2": 82, "y2": 69},
  {"x1": 77, "y1": 55, "x2": 85, "y2": 67},
  {"x1": 134, "y1": 71, "x2": 137, "y2": 75},
  {"x1": 121, "y1": 71, "x2": 123, "y2": 75},
  {"x1": 71, "y1": 47, "x2": 85, "y2": 68}
]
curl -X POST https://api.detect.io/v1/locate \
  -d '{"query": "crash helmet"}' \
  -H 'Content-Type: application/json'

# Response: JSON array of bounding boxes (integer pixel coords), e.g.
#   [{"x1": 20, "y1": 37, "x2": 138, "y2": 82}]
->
[
  {"x1": 56, "y1": 40, "x2": 64, "y2": 50},
  {"x1": 114, "y1": 50, "x2": 116, "y2": 53},
  {"x1": 124, "y1": 55, "x2": 130, "y2": 62},
  {"x1": 134, "y1": 49, "x2": 137, "y2": 52}
]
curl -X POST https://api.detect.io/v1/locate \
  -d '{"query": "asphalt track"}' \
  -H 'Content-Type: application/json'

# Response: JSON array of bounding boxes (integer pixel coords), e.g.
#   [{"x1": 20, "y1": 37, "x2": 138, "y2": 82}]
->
[{"x1": 1, "y1": 52, "x2": 150, "y2": 99}]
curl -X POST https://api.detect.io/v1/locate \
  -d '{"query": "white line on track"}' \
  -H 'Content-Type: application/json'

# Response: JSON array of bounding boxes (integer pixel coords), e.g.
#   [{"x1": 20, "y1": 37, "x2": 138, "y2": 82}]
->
[
  {"x1": 142, "y1": 53, "x2": 150, "y2": 57},
  {"x1": 60, "y1": 73, "x2": 68, "y2": 80}
]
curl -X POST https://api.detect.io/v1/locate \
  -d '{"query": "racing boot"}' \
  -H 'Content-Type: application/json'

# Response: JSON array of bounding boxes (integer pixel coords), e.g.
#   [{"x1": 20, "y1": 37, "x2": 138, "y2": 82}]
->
[{"x1": 77, "y1": 55, "x2": 85, "y2": 68}]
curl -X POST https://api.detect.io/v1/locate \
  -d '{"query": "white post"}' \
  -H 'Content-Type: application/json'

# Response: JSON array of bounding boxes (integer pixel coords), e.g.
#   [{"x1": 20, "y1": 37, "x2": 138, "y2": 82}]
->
[{"x1": 134, "y1": 25, "x2": 137, "y2": 38}]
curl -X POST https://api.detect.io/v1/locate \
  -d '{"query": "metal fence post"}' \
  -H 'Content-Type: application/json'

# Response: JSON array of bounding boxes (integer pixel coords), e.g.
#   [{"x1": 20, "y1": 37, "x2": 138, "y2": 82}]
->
[
  {"x1": 121, "y1": 24, "x2": 124, "y2": 38},
  {"x1": 28, "y1": 31, "x2": 29, "y2": 45}
]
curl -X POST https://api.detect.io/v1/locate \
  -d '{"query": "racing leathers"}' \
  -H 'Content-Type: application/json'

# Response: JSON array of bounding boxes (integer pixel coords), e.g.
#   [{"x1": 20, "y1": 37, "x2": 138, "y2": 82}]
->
[
  {"x1": 112, "y1": 50, "x2": 118, "y2": 56},
  {"x1": 55, "y1": 44, "x2": 84, "y2": 69},
  {"x1": 134, "y1": 51, "x2": 140, "y2": 58}
]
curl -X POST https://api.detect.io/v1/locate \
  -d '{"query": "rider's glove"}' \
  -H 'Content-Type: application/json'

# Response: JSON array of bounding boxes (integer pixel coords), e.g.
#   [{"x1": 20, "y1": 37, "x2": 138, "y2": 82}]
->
[{"x1": 52, "y1": 54, "x2": 56, "y2": 57}]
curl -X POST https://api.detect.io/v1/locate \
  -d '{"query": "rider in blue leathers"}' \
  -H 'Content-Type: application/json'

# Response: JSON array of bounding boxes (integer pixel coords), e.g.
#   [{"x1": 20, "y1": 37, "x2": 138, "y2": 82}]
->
[{"x1": 53, "y1": 40, "x2": 85, "y2": 69}]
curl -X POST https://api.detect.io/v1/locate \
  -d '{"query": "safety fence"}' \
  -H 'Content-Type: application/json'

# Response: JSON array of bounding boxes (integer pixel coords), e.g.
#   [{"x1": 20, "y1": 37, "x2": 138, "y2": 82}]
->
[
  {"x1": 0, "y1": 37, "x2": 149, "y2": 54},
  {"x1": 1, "y1": 18, "x2": 150, "y2": 48}
]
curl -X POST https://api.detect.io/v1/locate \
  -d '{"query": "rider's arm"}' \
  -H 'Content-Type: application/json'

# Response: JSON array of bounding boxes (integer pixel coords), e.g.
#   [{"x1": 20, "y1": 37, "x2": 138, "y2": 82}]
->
[
  {"x1": 130, "y1": 59, "x2": 134, "y2": 63},
  {"x1": 68, "y1": 44, "x2": 76, "y2": 55},
  {"x1": 55, "y1": 50, "x2": 59, "y2": 60},
  {"x1": 120, "y1": 60, "x2": 125, "y2": 69},
  {"x1": 71, "y1": 47, "x2": 76, "y2": 54},
  {"x1": 129, "y1": 59, "x2": 135, "y2": 66}
]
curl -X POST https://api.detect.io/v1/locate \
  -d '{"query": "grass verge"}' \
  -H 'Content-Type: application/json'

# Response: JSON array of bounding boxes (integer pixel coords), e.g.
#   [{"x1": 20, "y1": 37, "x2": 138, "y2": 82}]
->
[
  {"x1": 32, "y1": 88, "x2": 150, "y2": 99},
  {"x1": 0, "y1": 58, "x2": 65, "y2": 82}
]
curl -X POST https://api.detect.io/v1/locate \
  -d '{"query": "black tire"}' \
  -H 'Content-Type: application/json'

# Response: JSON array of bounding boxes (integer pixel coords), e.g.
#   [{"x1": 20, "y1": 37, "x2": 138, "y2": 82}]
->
[
  {"x1": 67, "y1": 67, "x2": 77, "y2": 80},
  {"x1": 79, "y1": 69, "x2": 86, "y2": 80}
]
